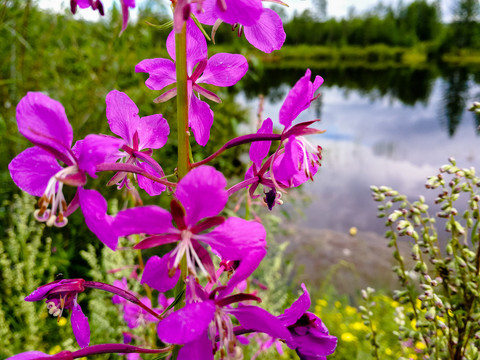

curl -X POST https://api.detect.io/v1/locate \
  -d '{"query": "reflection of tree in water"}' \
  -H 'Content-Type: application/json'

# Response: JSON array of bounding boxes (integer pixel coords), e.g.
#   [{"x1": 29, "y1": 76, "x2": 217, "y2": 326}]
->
[
  {"x1": 241, "y1": 66, "x2": 437, "y2": 106},
  {"x1": 441, "y1": 68, "x2": 469, "y2": 137}
]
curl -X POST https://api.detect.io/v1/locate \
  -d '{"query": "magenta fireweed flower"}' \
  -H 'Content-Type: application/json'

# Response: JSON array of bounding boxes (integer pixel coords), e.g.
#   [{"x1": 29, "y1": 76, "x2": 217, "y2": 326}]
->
[
  {"x1": 196, "y1": 0, "x2": 285, "y2": 53},
  {"x1": 25, "y1": 279, "x2": 90, "y2": 348},
  {"x1": 243, "y1": 70, "x2": 325, "y2": 209},
  {"x1": 26, "y1": 278, "x2": 163, "y2": 349},
  {"x1": 276, "y1": 69, "x2": 325, "y2": 183},
  {"x1": 70, "y1": 0, "x2": 135, "y2": 34},
  {"x1": 114, "y1": 166, "x2": 266, "y2": 293},
  {"x1": 135, "y1": 19, "x2": 248, "y2": 146},
  {"x1": 156, "y1": 277, "x2": 291, "y2": 360},
  {"x1": 8, "y1": 92, "x2": 123, "y2": 250},
  {"x1": 278, "y1": 284, "x2": 337, "y2": 359},
  {"x1": 105, "y1": 90, "x2": 170, "y2": 196}
]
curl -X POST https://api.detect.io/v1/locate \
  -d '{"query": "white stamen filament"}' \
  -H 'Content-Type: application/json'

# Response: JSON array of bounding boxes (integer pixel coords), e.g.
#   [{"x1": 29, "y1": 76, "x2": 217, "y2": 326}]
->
[
  {"x1": 296, "y1": 137, "x2": 320, "y2": 180},
  {"x1": 212, "y1": 308, "x2": 238, "y2": 360},
  {"x1": 35, "y1": 167, "x2": 77, "y2": 228},
  {"x1": 170, "y1": 230, "x2": 210, "y2": 280}
]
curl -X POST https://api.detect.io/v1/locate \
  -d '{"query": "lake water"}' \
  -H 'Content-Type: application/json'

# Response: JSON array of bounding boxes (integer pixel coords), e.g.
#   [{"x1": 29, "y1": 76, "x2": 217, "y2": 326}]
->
[{"x1": 236, "y1": 66, "x2": 480, "y2": 236}]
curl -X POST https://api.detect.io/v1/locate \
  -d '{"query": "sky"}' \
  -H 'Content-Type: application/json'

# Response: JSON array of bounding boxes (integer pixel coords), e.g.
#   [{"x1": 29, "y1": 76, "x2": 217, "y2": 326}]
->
[{"x1": 37, "y1": 0, "x2": 455, "y2": 22}]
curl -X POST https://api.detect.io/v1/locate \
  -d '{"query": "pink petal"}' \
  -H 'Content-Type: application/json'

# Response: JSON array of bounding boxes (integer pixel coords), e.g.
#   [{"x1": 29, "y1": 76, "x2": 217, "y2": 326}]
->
[
  {"x1": 135, "y1": 58, "x2": 177, "y2": 91},
  {"x1": 136, "y1": 114, "x2": 170, "y2": 150},
  {"x1": 279, "y1": 69, "x2": 314, "y2": 129},
  {"x1": 230, "y1": 305, "x2": 291, "y2": 340},
  {"x1": 105, "y1": 90, "x2": 139, "y2": 144},
  {"x1": 16, "y1": 92, "x2": 74, "y2": 161},
  {"x1": 157, "y1": 301, "x2": 216, "y2": 344},
  {"x1": 217, "y1": 0, "x2": 263, "y2": 27},
  {"x1": 75, "y1": 135, "x2": 123, "y2": 178},
  {"x1": 6, "y1": 351, "x2": 51, "y2": 360},
  {"x1": 141, "y1": 255, "x2": 180, "y2": 292},
  {"x1": 188, "y1": 95, "x2": 213, "y2": 147},
  {"x1": 273, "y1": 136, "x2": 299, "y2": 183},
  {"x1": 177, "y1": 331, "x2": 213, "y2": 360},
  {"x1": 204, "y1": 217, "x2": 266, "y2": 260},
  {"x1": 25, "y1": 282, "x2": 62, "y2": 301},
  {"x1": 167, "y1": 19, "x2": 207, "y2": 75},
  {"x1": 8, "y1": 147, "x2": 62, "y2": 197},
  {"x1": 71, "y1": 302, "x2": 90, "y2": 348},
  {"x1": 114, "y1": 205, "x2": 174, "y2": 236},
  {"x1": 137, "y1": 162, "x2": 167, "y2": 196},
  {"x1": 197, "y1": 53, "x2": 248, "y2": 87},
  {"x1": 278, "y1": 284, "x2": 311, "y2": 326},
  {"x1": 244, "y1": 8, "x2": 285, "y2": 53},
  {"x1": 78, "y1": 188, "x2": 118, "y2": 250},
  {"x1": 175, "y1": 166, "x2": 228, "y2": 226},
  {"x1": 249, "y1": 118, "x2": 273, "y2": 169}
]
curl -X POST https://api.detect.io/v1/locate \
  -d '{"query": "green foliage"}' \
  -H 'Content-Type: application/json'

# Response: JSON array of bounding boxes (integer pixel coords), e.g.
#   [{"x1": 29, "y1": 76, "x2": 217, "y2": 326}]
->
[
  {"x1": 284, "y1": 0, "x2": 442, "y2": 48},
  {"x1": 0, "y1": 193, "x2": 72, "y2": 358},
  {"x1": 370, "y1": 158, "x2": 480, "y2": 359},
  {"x1": 315, "y1": 286, "x2": 404, "y2": 360}
]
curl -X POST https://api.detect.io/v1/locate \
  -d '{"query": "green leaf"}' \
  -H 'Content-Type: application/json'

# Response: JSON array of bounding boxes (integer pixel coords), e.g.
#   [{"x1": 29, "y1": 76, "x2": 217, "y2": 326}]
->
[{"x1": 160, "y1": 288, "x2": 185, "y2": 317}]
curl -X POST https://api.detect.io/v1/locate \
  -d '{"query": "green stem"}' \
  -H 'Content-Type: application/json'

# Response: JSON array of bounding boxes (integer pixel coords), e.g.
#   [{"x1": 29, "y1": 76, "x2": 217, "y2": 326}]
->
[
  {"x1": 172, "y1": 22, "x2": 190, "y2": 360},
  {"x1": 175, "y1": 24, "x2": 191, "y2": 179}
]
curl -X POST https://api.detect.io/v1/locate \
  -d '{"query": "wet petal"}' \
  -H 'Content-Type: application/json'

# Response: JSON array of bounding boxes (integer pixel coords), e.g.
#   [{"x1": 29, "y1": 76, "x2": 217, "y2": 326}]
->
[
  {"x1": 230, "y1": 305, "x2": 291, "y2": 341},
  {"x1": 141, "y1": 255, "x2": 180, "y2": 293},
  {"x1": 204, "y1": 217, "x2": 266, "y2": 260},
  {"x1": 8, "y1": 146, "x2": 62, "y2": 197},
  {"x1": 244, "y1": 8, "x2": 285, "y2": 53},
  {"x1": 188, "y1": 95, "x2": 214, "y2": 147},
  {"x1": 175, "y1": 166, "x2": 228, "y2": 226},
  {"x1": 135, "y1": 58, "x2": 177, "y2": 91},
  {"x1": 71, "y1": 302, "x2": 90, "y2": 348},
  {"x1": 157, "y1": 301, "x2": 215, "y2": 344},
  {"x1": 16, "y1": 92, "x2": 73, "y2": 160},
  {"x1": 167, "y1": 19, "x2": 207, "y2": 75},
  {"x1": 75, "y1": 135, "x2": 123, "y2": 178},
  {"x1": 105, "y1": 90, "x2": 139, "y2": 144},
  {"x1": 78, "y1": 188, "x2": 118, "y2": 250},
  {"x1": 249, "y1": 118, "x2": 273, "y2": 169},
  {"x1": 177, "y1": 331, "x2": 213, "y2": 360},
  {"x1": 135, "y1": 113, "x2": 169, "y2": 150},
  {"x1": 114, "y1": 205, "x2": 174, "y2": 237},
  {"x1": 197, "y1": 53, "x2": 248, "y2": 87}
]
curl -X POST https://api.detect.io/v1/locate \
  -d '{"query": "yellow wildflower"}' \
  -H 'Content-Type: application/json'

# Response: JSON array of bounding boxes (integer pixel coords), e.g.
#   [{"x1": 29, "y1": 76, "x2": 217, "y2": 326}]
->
[
  {"x1": 57, "y1": 317, "x2": 68, "y2": 326},
  {"x1": 415, "y1": 341, "x2": 426, "y2": 350},
  {"x1": 351, "y1": 322, "x2": 369, "y2": 331},
  {"x1": 341, "y1": 332, "x2": 357, "y2": 342},
  {"x1": 345, "y1": 305, "x2": 357, "y2": 316},
  {"x1": 317, "y1": 299, "x2": 328, "y2": 307},
  {"x1": 49, "y1": 345, "x2": 62, "y2": 355}
]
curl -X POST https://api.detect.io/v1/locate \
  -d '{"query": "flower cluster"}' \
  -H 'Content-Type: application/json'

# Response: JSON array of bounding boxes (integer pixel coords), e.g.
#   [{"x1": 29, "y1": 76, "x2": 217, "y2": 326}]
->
[{"x1": 8, "y1": 2, "x2": 336, "y2": 360}]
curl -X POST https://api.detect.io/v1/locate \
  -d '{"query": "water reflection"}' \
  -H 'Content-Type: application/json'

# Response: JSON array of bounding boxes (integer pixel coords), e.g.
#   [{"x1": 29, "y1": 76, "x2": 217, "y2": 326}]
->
[{"x1": 237, "y1": 65, "x2": 480, "y2": 236}]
